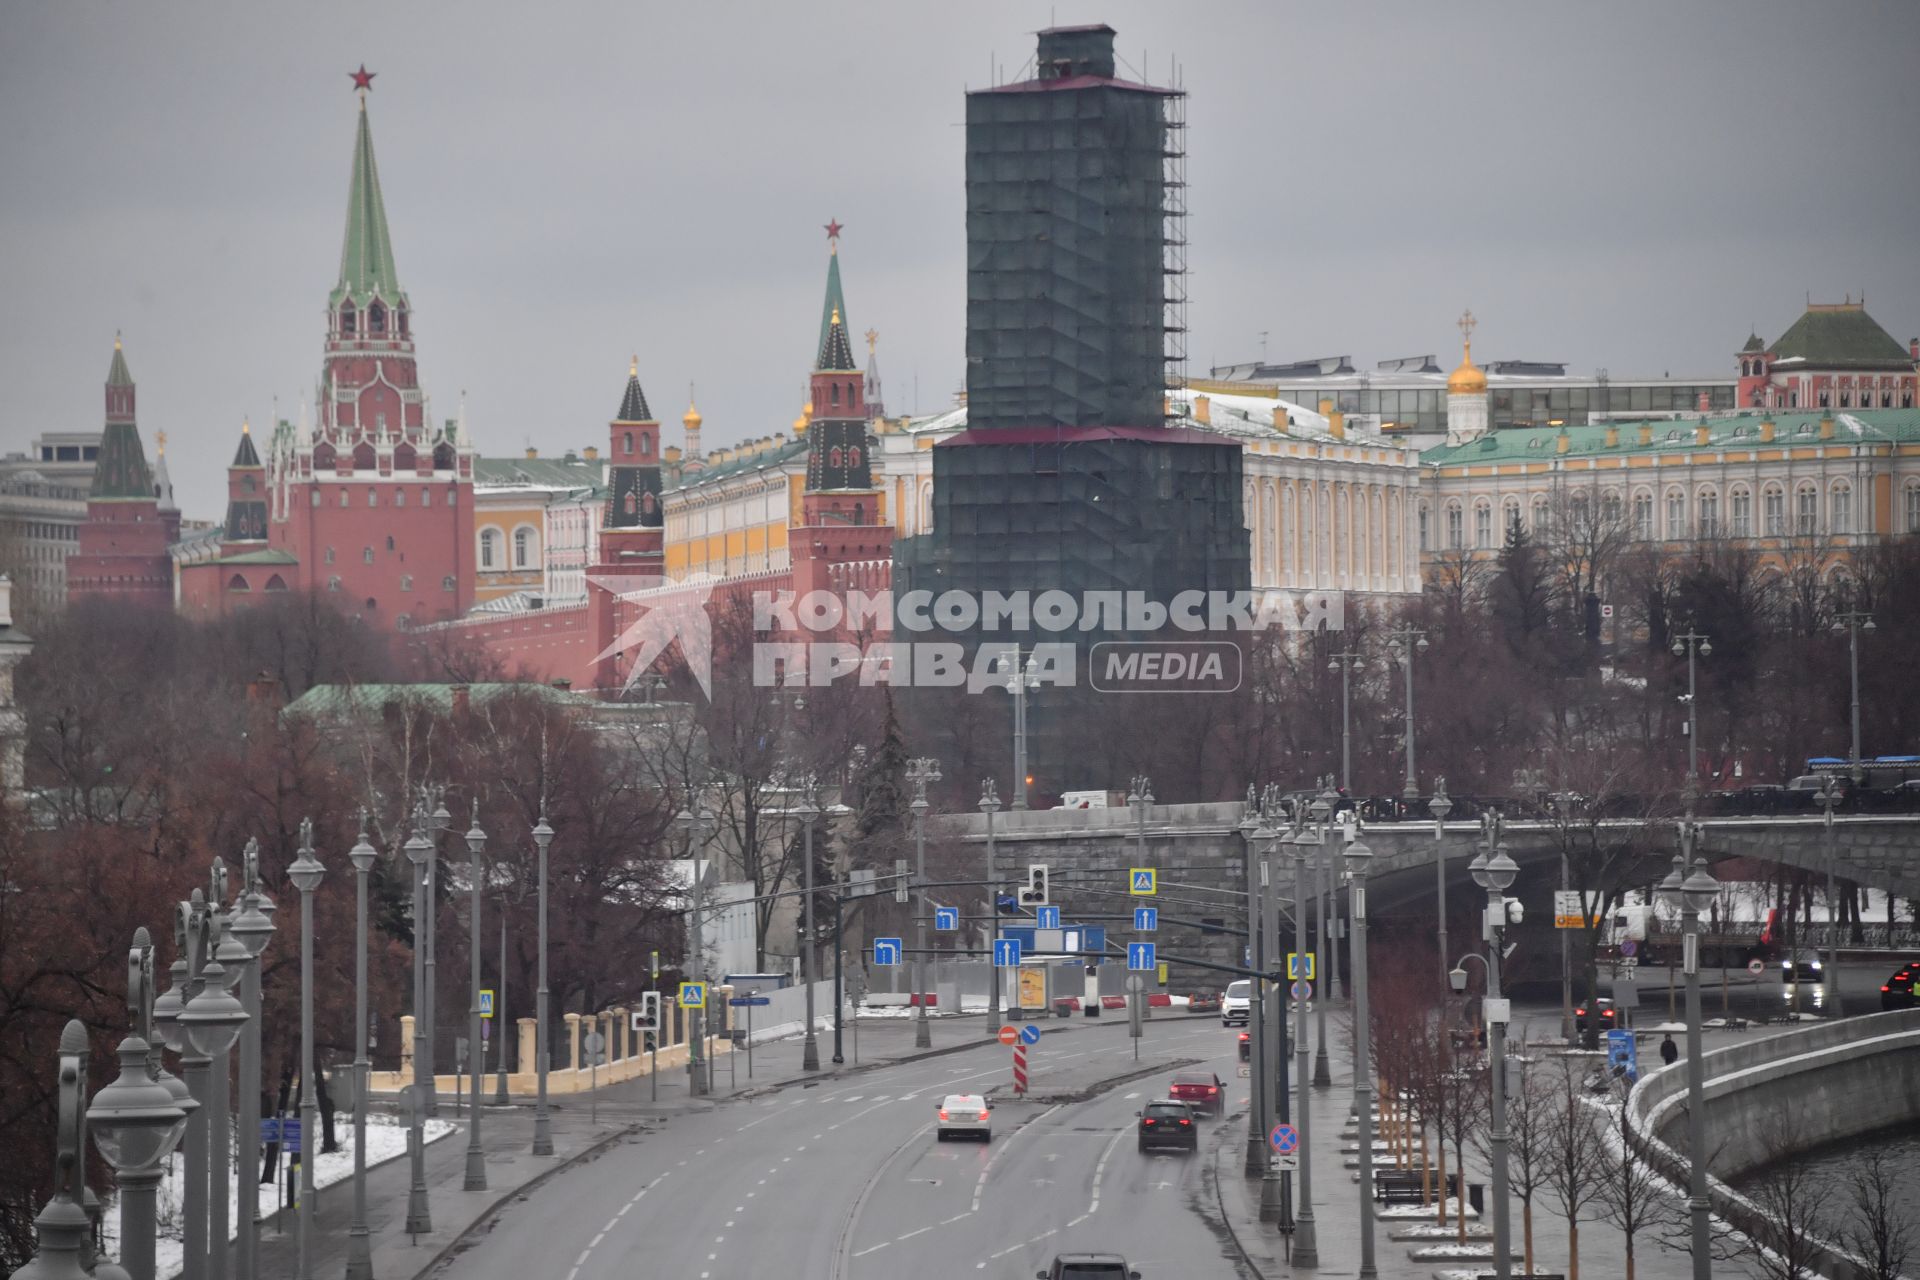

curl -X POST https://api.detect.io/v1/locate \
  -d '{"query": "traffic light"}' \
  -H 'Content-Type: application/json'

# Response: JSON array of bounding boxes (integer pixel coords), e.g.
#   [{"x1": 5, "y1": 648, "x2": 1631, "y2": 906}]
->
[
  {"x1": 632, "y1": 991, "x2": 662, "y2": 1035},
  {"x1": 894, "y1": 858, "x2": 911, "y2": 904},
  {"x1": 1019, "y1": 864, "x2": 1049, "y2": 907}
]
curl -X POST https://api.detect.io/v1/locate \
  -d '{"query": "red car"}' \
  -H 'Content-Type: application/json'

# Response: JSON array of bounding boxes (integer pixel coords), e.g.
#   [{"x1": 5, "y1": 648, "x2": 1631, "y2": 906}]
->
[
  {"x1": 1238, "y1": 1031, "x2": 1250, "y2": 1061},
  {"x1": 1575, "y1": 999, "x2": 1618, "y2": 1032},
  {"x1": 1187, "y1": 991, "x2": 1221, "y2": 1014},
  {"x1": 1168, "y1": 1070, "x2": 1225, "y2": 1117}
]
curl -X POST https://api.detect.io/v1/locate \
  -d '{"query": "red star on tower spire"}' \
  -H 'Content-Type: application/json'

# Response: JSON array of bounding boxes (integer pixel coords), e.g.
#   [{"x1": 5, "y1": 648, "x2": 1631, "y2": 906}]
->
[
  {"x1": 350, "y1": 64, "x2": 376, "y2": 93},
  {"x1": 824, "y1": 218, "x2": 843, "y2": 244}
]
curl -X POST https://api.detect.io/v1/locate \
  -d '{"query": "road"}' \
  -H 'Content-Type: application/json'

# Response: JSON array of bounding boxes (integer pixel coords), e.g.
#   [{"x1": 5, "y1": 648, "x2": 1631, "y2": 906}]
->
[{"x1": 440, "y1": 1017, "x2": 1256, "y2": 1280}]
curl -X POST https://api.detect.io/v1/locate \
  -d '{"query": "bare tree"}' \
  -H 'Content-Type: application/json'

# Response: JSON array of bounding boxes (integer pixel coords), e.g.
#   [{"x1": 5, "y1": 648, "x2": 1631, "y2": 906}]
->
[
  {"x1": 1592, "y1": 1083, "x2": 1676, "y2": 1280},
  {"x1": 1736, "y1": 1118, "x2": 1836, "y2": 1280},
  {"x1": 1428, "y1": 1033, "x2": 1490, "y2": 1240},
  {"x1": 1476, "y1": 1052, "x2": 1557, "y2": 1275},
  {"x1": 1540, "y1": 1056, "x2": 1606, "y2": 1280},
  {"x1": 1838, "y1": 1147, "x2": 1911, "y2": 1280}
]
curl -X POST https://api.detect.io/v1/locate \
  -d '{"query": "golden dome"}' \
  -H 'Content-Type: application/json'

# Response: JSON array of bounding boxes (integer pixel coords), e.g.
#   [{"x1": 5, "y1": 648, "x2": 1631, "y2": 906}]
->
[
  {"x1": 683, "y1": 401, "x2": 703, "y2": 431},
  {"x1": 1447, "y1": 309, "x2": 1486, "y2": 395},
  {"x1": 793, "y1": 410, "x2": 809, "y2": 435}
]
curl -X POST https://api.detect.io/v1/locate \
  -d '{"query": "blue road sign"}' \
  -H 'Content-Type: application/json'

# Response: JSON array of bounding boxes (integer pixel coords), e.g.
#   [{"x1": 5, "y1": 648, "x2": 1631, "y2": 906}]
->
[
  {"x1": 1134, "y1": 906, "x2": 1158, "y2": 931},
  {"x1": 1035, "y1": 905, "x2": 1061, "y2": 929},
  {"x1": 993, "y1": 937, "x2": 1023, "y2": 967},
  {"x1": 1291, "y1": 980, "x2": 1312, "y2": 1002},
  {"x1": 1127, "y1": 941, "x2": 1156, "y2": 972},
  {"x1": 874, "y1": 937, "x2": 904, "y2": 967},
  {"x1": 1129, "y1": 868, "x2": 1158, "y2": 895},
  {"x1": 678, "y1": 981, "x2": 707, "y2": 1009},
  {"x1": 729, "y1": 996, "x2": 772, "y2": 1007},
  {"x1": 1020, "y1": 1023, "x2": 1041, "y2": 1045},
  {"x1": 1620, "y1": 938, "x2": 1639, "y2": 959},
  {"x1": 934, "y1": 907, "x2": 959, "y2": 932},
  {"x1": 258, "y1": 1118, "x2": 281, "y2": 1143},
  {"x1": 1270, "y1": 1123, "x2": 1298, "y2": 1153},
  {"x1": 277, "y1": 1118, "x2": 303, "y2": 1155}
]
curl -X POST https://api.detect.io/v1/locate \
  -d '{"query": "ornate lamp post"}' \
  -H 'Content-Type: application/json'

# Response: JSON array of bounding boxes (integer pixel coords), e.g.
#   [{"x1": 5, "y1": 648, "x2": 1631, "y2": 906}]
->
[
  {"x1": 173, "y1": 892, "x2": 212, "y2": 1280},
  {"x1": 1430, "y1": 780, "x2": 1454, "y2": 993},
  {"x1": 674, "y1": 805, "x2": 718, "y2": 1096},
  {"x1": 1347, "y1": 828, "x2": 1381, "y2": 1278},
  {"x1": 1312, "y1": 780, "x2": 1337, "y2": 1087},
  {"x1": 1386, "y1": 626, "x2": 1429, "y2": 800},
  {"x1": 797, "y1": 780, "x2": 823, "y2": 1072},
  {"x1": 906, "y1": 757, "x2": 942, "y2": 1050},
  {"x1": 979, "y1": 780, "x2": 1002, "y2": 1038},
  {"x1": 225, "y1": 844, "x2": 275, "y2": 1280},
  {"x1": 1255, "y1": 798, "x2": 1287, "y2": 1226},
  {"x1": 146, "y1": 952, "x2": 199, "y2": 1275},
  {"x1": 1288, "y1": 815, "x2": 1321, "y2": 1267},
  {"x1": 1832, "y1": 608, "x2": 1873, "y2": 782},
  {"x1": 1658, "y1": 826, "x2": 1720, "y2": 1280},
  {"x1": 1328, "y1": 649, "x2": 1363, "y2": 791},
  {"x1": 344, "y1": 818, "x2": 377, "y2": 1279},
  {"x1": 178, "y1": 892, "x2": 247, "y2": 1280},
  {"x1": 206, "y1": 864, "x2": 250, "y2": 1280},
  {"x1": 285, "y1": 821, "x2": 325, "y2": 1280},
  {"x1": 88, "y1": 929, "x2": 187, "y2": 1280},
  {"x1": 1671, "y1": 627, "x2": 1711, "y2": 788},
  {"x1": 1236, "y1": 797, "x2": 1267, "y2": 1179},
  {"x1": 423, "y1": 791, "x2": 452, "y2": 1116},
  {"x1": 1466, "y1": 819, "x2": 1520, "y2": 1280},
  {"x1": 463, "y1": 804, "x2": 489, "y2": 1191},
  {"x1": 531, "y1": 812, "x2": 555, "y2": 1155},
  {"x1": 402, "y1": 812, "x2": 434, "y2": 1235},
  {"x1": 13, "y1": 1021, "x2": 99, "y2": 1280},
  {"x1": 1816, "y1": 777, "x2": 1845, "y2": 1017}
]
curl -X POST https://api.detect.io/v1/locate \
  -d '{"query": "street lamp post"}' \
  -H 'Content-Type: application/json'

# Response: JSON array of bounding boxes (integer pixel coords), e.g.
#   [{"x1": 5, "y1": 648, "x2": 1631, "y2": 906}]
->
[
  {"x1": 148, "y1": 954, "x2": 198, "y2": 1279},
  {"x1": 1004, "y1": 649, "x2": 1038, "y2": 810},
  {"x1": 907, "y1": 757, "x2": 942, "y2": 1050},
  {"x1": 798, "y1": 781, "x2": 823, "y2": 1072},
  {"x1": 1290, "y1": 802, "x2": 1324, "y2": 1267},
  {"x1": 1465, "y1": 818, "x2": 1520, "y2": 1280},
  {"x1": 1127, "y1": 777, "x2": 1154, "y2": 1021},
  {"x1": 1255, "y1": 795, "x2": 1288, "y2": 1227},
  {"x1": 1430, "y1": 781, "x2": 1453, "y2": 994},
  {"x1": 531, "y1": 813, "x2": 555, "y2": 1155},
  {"x1": 345, "y1": 820, "x2": 377, "y2": 1279},
  {"x1": 206, "y1": 863, "x2": 250, "y2": 1280},
  {"x1": 13, "y1": 1020, "x2": 98, "y2": 1280},
  {"x1": 1328, "y1": 649, "x2": 1362, "y2": 792},
  {"x1": 979, "y1": 780, "x2": 1003, "y2": 1038},
  {"x1": 1348, "y1": 829, "x2": 1380, "y2": 1278},
  {"x1": 1671, "y1": 628, "x2": 1712, "y2": 789},
  {"x1": 1833, "y1": 608, "x2": 1874, "y2": 783},
  {"x1": 495, "y1": 910, "x2": 509, "y2": 1105},
  {"x1": 226, "y1": 845, "x2": 275, "y2": 1280},
  {"x1": 88, "y1": 929, "x2": 188, "y2": 1280},
  {"x1": 175, "y1": 891, "x2": 211, "y2": 1280},
  {"x1": 463, "y1": 805, "x2": 489, "y2": 1191},
  {"x1": 1387, "y1": 626, "x2": 1429, "y2": 801},
  {"x1": 286, "y1": 822, "x2": 325, "y2": 1280},
  {"x1": 1313, "y1": 779, "x2": 1336, "y2": 1088},
  {"x1": 1657, "y1": 825, "x2": 1720, "y2": 1280},
  {"x1": 178, "y1": 894, "x2": 247, "y2": 1280},
  {"x1": 402, "y1": 813, "x2": 434, "y2": 1236},
  {"x1": 1237, "y1": 797, "x2": 1267, "y2": 1181},
  {"x1": 675, "y1": 805, "x2": 717, "y2": 1096},
  {"x1": 1817, "y1": 777, "x2": 1845, "y2": 1017},
  {"x1": 425, "y1": 793, "x2": 451, "y2": 1116}
]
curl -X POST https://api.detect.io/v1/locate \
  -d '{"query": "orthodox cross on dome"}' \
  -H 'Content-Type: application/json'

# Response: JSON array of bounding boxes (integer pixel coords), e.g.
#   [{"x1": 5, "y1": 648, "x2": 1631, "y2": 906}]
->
[
  {"x1": 866, "y1": 328, "x2": 878, "y2": 355},
  {"x1": 824, "y1": 218, "x2": 843, "y2": 249},
  {"x1": 350, "y1": 64, "x2": 376, "y2": 94},
  {"x1": 1457, "y1": 309, "x2": 1476, "y2": 345}
]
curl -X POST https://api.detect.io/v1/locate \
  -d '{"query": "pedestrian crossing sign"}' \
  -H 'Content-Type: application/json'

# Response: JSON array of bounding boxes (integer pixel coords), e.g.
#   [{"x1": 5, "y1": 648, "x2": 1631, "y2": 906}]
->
[
  {"x1": 1129, "y1": 868, "x2": 1157, "y2": 896},
  {"x1": 678, "y1": 981, "x2": 706, "y2": 1009},
  {"x1": 1286, "y1": 952, "x2": 1315, "y2": 980},
  {"x1": 479, "y1": 989, "x2": 494, "y2": 1018}
]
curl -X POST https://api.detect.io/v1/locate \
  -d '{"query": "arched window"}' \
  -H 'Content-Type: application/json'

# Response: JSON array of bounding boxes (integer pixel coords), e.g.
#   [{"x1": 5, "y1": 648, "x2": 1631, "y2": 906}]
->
[
  {"x1": 324, "y1": 547, "x2": 336, "y2": 565},
  {"x1": 365, "y1": 597, "x2": 377, "y2": 610},
  {"x1": 264, "y1": 575, "x2": 287, "y2": 592},
  {"x1": 442, "y1": 575, "x2": 456, "y2": 591},
  {"x1": 339, "y1": 305, "x2": 356, "y2": 336},
  {"x1": 1728, "y1": 487, "x2": 1752, "y2": 537},
  {"x1": 1530, "y1": 494, "x2": 1549, "y2": 534},
  {"x1": 352, "y1": 443, "x2": 376, "y2": 471},
  {"x1": 1763, "y1": 485, "x2": 1785, "y2": 536},
  {"x1": 1906, "y1": 483, "x2": 1920, "y2": 534},
  {"x1": 1444, "y1": 501, "x2": 1464, "y2": 550},
  {"x1": 624, "y1": 432, "x2": 634, "y2": 455},
  {"x1": 1600, "y1": 490, "x2": 1622, "y2": 527},
  {"x1": 314, "y1": 442, "x2": 337, "y2": 469},
  {"x1": 385, "y1": 535, "x2": 395, "y2": 551},
  {"x1": 1473, "y1": 500, "x2": 1492, "y2": 548},
  {"x1": 1831, "y1": 481, "x2": 1852, "y2": 535},
  {"x1": 369, "y1": 302, "x2": 386, "y2": 334},
  {"x1": 433, "y1": 442, "x2": 456, "y2": 470},
  {"x1": 1697, "y1": 487, "x2": 1719, "y2": 538},
  {"x1": 1632, "y1": 491, "x2": 1653, "y2": 540},
  {"x1": 480, "y1": 528, "x2": 501, "y2": 569},
  {"x1": 227, "y1": 574, "x2": 250, "y2": 592},
  {"x1": 1796, "y1": 483, "x2": 1819, "y2": 534},
  {"x1": 395, "y1": 442, "x2": 417, "y2": 471},
  {"x1": 1503, "y1": 497, "x2": 1522, "y2": 536},
  {"x1": 1665, "y1": 488, "x2": 1687, "y2": 540},
  {"x1": 367, "y1": 488, "x2": 378, "y2": 507},
  {"x1": 401, "y1": 574, "x2": 413, "y2": 592},
  {"x1": 395, "y1": 489, "x2": 405, "y2": 508},
  {"x1": 1417, "y1": 501, "x2": 1430, "y2": 552},
  {"x1": 328, "y1": 576, "x2": 342, "y2": 592},
  {"x1": 242, "y1": 474, "x2": 257, "y2": 494},
  {"x1": 361, "y1": 546, "x2": 374, "y2": 565},
  {"x1": 640, "y1": 433, "x2": 652, "y2": 457},
  {"x1": 830, "y1": 383, "x2": 840, "y2": 408},
  {"x1": 513, "y1": 526, "x2": 537, "y2": 569}
]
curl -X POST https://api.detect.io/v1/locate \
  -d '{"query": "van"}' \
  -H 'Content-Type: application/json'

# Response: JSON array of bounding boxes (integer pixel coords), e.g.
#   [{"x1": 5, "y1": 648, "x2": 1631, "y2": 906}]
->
[{"x1": 1222, "y1": 979, "x2": 1252, "y2": 1026}]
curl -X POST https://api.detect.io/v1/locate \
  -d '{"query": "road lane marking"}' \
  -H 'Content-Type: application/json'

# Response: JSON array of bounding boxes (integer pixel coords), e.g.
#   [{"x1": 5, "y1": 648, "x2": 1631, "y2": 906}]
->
[
  {"x1": 973, "y1": 1104, "x2": 1063, "y2": 1213},
  {"x1": 896, "y1": 1226, "x2": 932, "y2": 1242},
  {"x1": 1087, "y1": 1123, "x2": 1130, "y2": 1215},
  {"x1": 589, "y1": 1232, "x2": 604, "y2": 1248},
  {"x1": 853, "y1": 1243, "x2": 889, "y2": 1257},
  {"x1": 830, "y1": 1120, "x2": 935, "y2": 1279}
]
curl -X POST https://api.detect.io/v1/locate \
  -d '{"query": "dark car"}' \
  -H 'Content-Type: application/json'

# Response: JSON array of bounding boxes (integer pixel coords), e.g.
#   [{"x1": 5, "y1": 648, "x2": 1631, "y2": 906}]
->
[
  {"x1": 1880, "y1": 963, "x2": 1920, "y2": 1010},
  {"x1": 1137, "y1": 1100, "x2": 1198, "y2": 1153},
  {"x1": 1186, "y1": 991, "x2": 1221, "y2": 1015},
  {"x1": 1574, "y1": 999, "x2": 1618, "y2": 1032},
  {"x1": 1036, "y1": 1255, "x2": 1141, "y2": 1280},
  {"x1": 1168, "y1": 1071, "x2": 1225, "y2": 1117}
]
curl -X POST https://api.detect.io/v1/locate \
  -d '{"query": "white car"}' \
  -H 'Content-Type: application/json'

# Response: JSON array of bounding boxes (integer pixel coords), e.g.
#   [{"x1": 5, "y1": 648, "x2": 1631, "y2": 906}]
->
[
  {"x1": 1221, "y1": 979, "x2": 1252, "y2": 1026},
  {"x1": 935, "y1": 1093, "x2": 993, "y2": 1142}
]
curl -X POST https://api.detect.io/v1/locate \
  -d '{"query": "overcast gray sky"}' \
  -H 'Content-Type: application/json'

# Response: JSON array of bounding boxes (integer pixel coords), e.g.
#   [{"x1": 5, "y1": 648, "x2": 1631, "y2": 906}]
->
[{"x1": 4, "y1": 1, "x2": 1917, "y2": 518}]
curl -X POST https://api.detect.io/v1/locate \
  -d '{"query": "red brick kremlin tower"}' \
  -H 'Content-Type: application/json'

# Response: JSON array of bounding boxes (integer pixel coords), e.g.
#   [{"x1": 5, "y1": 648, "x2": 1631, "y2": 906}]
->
[
  {"x1": 67, "y1": 337, "x2": 174, "y2": 606},
  {"x1": 588, "y1": 359, "x2": 666, "y2": 687},
  {"x1": 790, "y1": 223, "x2": 892, "y2": 602}
]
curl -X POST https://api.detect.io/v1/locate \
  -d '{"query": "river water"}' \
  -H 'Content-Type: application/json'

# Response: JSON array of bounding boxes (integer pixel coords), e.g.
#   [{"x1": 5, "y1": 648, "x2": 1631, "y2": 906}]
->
[{"x1": 1728, "y1": 1119, "x2": 1920, "y2": 1249}]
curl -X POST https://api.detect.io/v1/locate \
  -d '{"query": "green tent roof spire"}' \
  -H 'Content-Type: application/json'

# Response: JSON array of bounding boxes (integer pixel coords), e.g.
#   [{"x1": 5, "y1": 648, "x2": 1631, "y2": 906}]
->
[
  {"x1": 107, "y1": 332, "x2": 133, "y2": 387},
  {"x1": 331, "y1": 99, "x2": 406, "y2": 311},
  {"x1": 815, "y1": 236, "x2": 852, "y2": 371}
]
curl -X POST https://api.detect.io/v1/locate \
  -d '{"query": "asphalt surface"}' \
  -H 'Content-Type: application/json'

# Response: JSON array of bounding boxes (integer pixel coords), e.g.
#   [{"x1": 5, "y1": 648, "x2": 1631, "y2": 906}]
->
[{"x1": 440, "y1": 1017, "x2": 1257, "y2": 1280}]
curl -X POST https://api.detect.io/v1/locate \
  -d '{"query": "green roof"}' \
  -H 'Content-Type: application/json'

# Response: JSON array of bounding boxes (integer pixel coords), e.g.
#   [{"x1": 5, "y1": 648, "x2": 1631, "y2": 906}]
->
[
  {"x1": 331, "y1": 102, "x2": 406, "y2": 310},
  {"x1": 89, "y1": 423, "x2": 155, "y2": 500},
  {"x1": 1421, "y1": 408, "x2": 1920, "y2": 467},
  {"x1": 231, "y1": 427, "x2": 262, "y2": 468},
  {"x1": 474, "y1": 456, "x2": 602, "y2": 489},
  {"x1": 816, "y1": 248, "x2": 852, "y2": 371},
  {"x1": 284, "y1": 681, "x2": 586, "y2": 720},
  {"x1": 1768, "y1": 305, "x2": 1909, "y2": 369},
  {"x1": 107, "y1": 341, "x2": 133, "y2": 387},
  {"x1": 217, "y1": 547, "x2": 299, "y2": 566},
  {"x1": 1740, "y1": 333, "x2": 1765, "y2": 354},
  {"x1": 671, "y1": 436, "x2": 809, "y2": 490}
]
